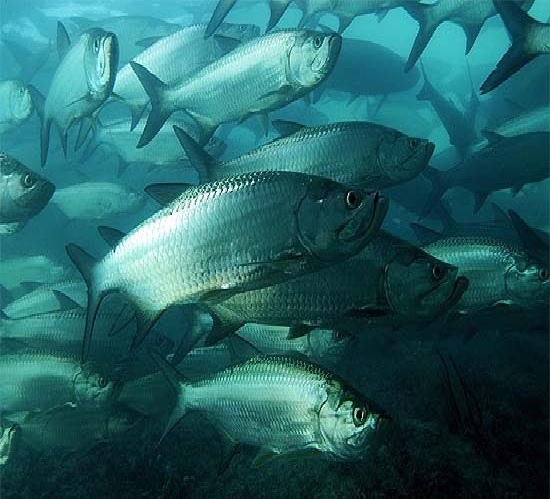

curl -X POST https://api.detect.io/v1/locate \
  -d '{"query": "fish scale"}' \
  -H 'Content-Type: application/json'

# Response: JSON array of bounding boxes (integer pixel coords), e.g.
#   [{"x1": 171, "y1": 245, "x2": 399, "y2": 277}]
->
[
  {"x1": 113, "y1": 23, "x2": 259, "y2": 122},
  {"x1": 207, "y1": 121, "x2": 432, "y2": 188},
  {"x1": 423, "y1": 236, "x2": 530, "y2": 309},
  {"x1": 69, "y1": 170, "x2": 384, "y2": 359},
  {"x1": 184, "y1": 356, "x2": 330, "y2": 450},
  {"x1": 0, "y1": 353, "x2": 84, "y2": 412}
]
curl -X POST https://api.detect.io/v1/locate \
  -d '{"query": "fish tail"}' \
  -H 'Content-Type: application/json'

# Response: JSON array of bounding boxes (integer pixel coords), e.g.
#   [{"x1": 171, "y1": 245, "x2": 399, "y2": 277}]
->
[
  {"x1": 204, "y1": 0, "x2": 237, "y2": 38},
  {"x1": 149, "y1": 350, "x2": 189, "y2": 446},
  {"x1": 129, "y1": 62, "x2": 171, "y2": 148},
  {"x1": 480, "y1": 1, "x2": 537, "y2": 94},
  {"x1": 172, "y1": 125, "x2": 216, "y2": 183},
  {"x1": 421, "y1": 167, "x2": 448, "y2": 218},
  {"x1": 416, "y1": 60, "x2": 434, "y2": 101},
  {"x1": 65, "y1": 244, "x2": 104, "y2": 363},
  {"x1": 28, "y1": 85, "x2": 49, "y2": 166},
  {"x1": 404, "y1": 3, "x2": 437, "y2": 72},
  {"x1": 266, "y1": 0, "x2": 291, "y2": 32}
]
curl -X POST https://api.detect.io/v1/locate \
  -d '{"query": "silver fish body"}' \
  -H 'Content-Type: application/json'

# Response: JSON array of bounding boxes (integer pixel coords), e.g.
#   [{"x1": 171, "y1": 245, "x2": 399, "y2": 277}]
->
[
  {"x1": 6, "y1": 403, "x2": 143, "y2": 453},
  {"x1": 0, "y1": 153, "x2": 55, "y2": 235},
  {"x1": 36, "y1": 24, "x2": 119, "y2": 165},
  {"x1": 67, "y1": 171, "x2": 387, "y2": 359},
  {"x1": 0, "y1": 256, "x2": 70, "y2": 292},
  {"x1": 177, "y1": 325, "x2": 350, "y2": 378},
  {"x1": 423, "y1": 236, "x2": 549, "y2": 311},
  {"x1": 0, "y1": 353, "x2": 119, "y2": 412},
  {"x1": 177, "y1": 120, "x2": 433, "y2": 187},
  {"x1": 113, "y1": 23, "x2": 259, "y2": 128},
  {"x1": 131, "y1": 29, "x2": 341, "y2": 146},
  {"x1": 207, "y1": 231, "x2": 467, "y2": 339},
  {"x1": 155, "y1": 354, "x2": 388, "y2": 461},
  {"x1": 0, "y1": 80, "x2": 33, "y2": 135},
  {"x1": 489, "y1": 106, "x2": 550, "y2": 137}
]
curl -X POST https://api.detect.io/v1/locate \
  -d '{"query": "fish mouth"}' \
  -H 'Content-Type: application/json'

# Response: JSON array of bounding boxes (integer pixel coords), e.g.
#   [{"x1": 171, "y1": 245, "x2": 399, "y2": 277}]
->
[{"x1": 340, "y1": 191, "x2": 388, "y2": 244}]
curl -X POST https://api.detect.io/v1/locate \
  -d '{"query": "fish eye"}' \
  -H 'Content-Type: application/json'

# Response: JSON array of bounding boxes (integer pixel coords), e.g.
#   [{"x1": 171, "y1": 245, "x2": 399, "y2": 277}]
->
[
  {"x1": 239, "y1": 25, "x2": 247, "y2": 32},
  {"x1": 98, "y1": 376, "x2": 108, "y2": 388},
  {"x1": 345, "y1": 190, "x2": 361, "y2": 210},
  {"x1": 22, "y1": 174, "x2": 34, "y2": 188},
  {"x1": 432, "y1": 264, "x2": 443, "y2": 280},
  {"x1": 538, "y1": 268, "x2": 548, "y2": 281},
  {"x1": 408, "y1": 138, "x2": 419, "y2": 149},
  {"x1": 19, "y1": 87, "x2": 26, "y2": 96},
  {"x1": 93, "y1": 38, "x2": 100, "y2": 53},
  {"x1": 334, "y1": 330, "x2": 346, "y2": 341},
  {"x1": 353, "y1": 405, "x2": 368, "y2": 427},
  {"x1": 313, "y1": 35, "x2": 323, "y2": 49}
]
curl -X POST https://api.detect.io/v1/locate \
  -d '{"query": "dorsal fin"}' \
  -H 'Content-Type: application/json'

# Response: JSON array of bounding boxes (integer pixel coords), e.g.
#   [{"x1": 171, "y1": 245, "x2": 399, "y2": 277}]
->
[
  {"x1": 410, "y1": 222, "x2": 444, "y2": 245},
  {"x1": 56, "y1": 22, "x2": 71, "y2": 60},
  {"x1": 271, "y1": 120, "x2": 305, "y2": 137},
  {"x1": 489, "y1": 203, "x2": 510, "y2": 225},
  {"x1": 144, "y1": 183, "x2": 193, "y2": 206},
  {"x1": 52, "y1": 290, "x2": 82, "y2": 311},
  {"x1": 97, "y1": 226, "x2": 126, "y2": 248}
]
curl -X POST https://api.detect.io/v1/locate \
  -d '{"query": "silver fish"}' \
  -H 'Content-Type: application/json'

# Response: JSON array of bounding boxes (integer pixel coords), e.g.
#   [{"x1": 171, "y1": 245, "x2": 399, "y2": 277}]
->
[
  {"x1": 113, "y1": 22, "x2": 259, "y2": 129},
  {"x1": 175, "y1": 326, "x2": 351, "y2": 378},
  {"x1": 131, "y1": 29, "x2": 341, "y2": 146},
  {"x1": 67, "y1": 171, "x2": 387, "y2": 360},
  {"x1": 205, "y1": 231, "x2": 468, "y2": 342},
  {"x1": 0, "y1": 153, "x2": 55, "y2": 235},
  {"x1": 0, "y1": 255, "x2": 70, "y2": 292},
  {"x1": 0, "y1": 80, "x2": 34, "y2": 135},
  {"x1": 0, "y1": 352, "x2": 121, "y2": 412},
  {"x1": 488, "y1": 106, "x2": 550, "y2": 137},
  {"x1": 174, "y1": 119, "x2": 434, "y2": 187},
  {"x1": 153, "y1": 353, "x2": 389, "y2": 462},
  {"x1": 31, "y1": 22, "x2": 119, "y2": 165},
  {"x1": 51, "y1": 181, "x2": 147, "y2": 221},
  {"x1": 82, "y1": 118, "x2": 226, "y2": 176},
  {"x1": 296, "y1": 0, "x2": 407, "y2": 33},
  {"x1": 2, "y1": 278, "x2": 86, "y2": 319},
  {"x1": 5, "y1": 403, "x2": 144, "y2": 453},
  {"x1": 405, "y1": 0, "x2": 535, "y2": 72},
  {"x1": 423, "y1": 236, "x2": 549, "y2": 312}
]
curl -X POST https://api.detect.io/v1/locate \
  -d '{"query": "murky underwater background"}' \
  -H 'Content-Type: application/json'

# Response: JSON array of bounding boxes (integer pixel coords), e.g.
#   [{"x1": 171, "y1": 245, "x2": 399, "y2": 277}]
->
[{"x1": 0, "y1": 0, "x2": 548, "y2": 497}]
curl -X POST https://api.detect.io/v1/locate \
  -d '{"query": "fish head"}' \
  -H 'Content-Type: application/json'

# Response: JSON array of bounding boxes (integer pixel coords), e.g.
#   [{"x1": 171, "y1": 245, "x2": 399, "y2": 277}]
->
[
  {"x1": 0, "y1": 153, "x2": 55, "y2": 221},
  {"x1": 377, "y1": 130, "x2": 435, "y2": 185},
  {"x1": 287, "y1": 30, "x2": 341, "y2": 89},
  {"x1": 383, "y1": 248, "x2": 469, "y2": 320},
  {"x1": 296, "y1": 177, "x2": 388, "y2": 262},
  {"x1": 319, "y1": 381, "x2": 390, "y2": 460},
  {"x1": 73, "y1": 363, "x2": 123, "y2": 410},
  {"x1": 307, "y1": 328, "x2": 353, "y2": 361},
  {"x1": 83, "y1": 29, "x2": 119, "y2": 99},
  {"x1": 505, "y1": 254, "x2": 549, "y2": 307},
  {"x1": 6, "y1": 80, "x2": 33, "y2": 122}
]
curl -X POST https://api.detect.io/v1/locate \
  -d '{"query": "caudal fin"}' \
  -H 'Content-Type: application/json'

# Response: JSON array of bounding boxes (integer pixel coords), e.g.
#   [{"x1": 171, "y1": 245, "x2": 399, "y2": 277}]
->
[
  {"x1": 205, "y1": 0, "x2": 237, "y2": 38},
  {"x1": 266, "y1": 0, "x2": 292, "y2": 31},
  {"x1": 421, "y1": 167, "x2": 449, "y2": 218},
  {"x1": 173, "y1": 125, "x2": 217, "y2": 182},
  {"x1": 28, "y1": 85, "x2": 50, "y2": 166},
  {"x1": 65, "y1": 244, "x2": 103, "y2": 362},
  {"x1": 480, "y1": 1, "x2": 538, "y2": 94},
  {"x1": 149, "y1": 350, "x2": 189, "y2": 446},
  {"x1": 416, "y1": 60, "x2": 435, "y2": 101},
  {"x1": 129, "y1": 62, "x2": 171, "y2": 148},
  {"x1": 404, "y1": 3, "x2": 438, "y2": 72}
]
